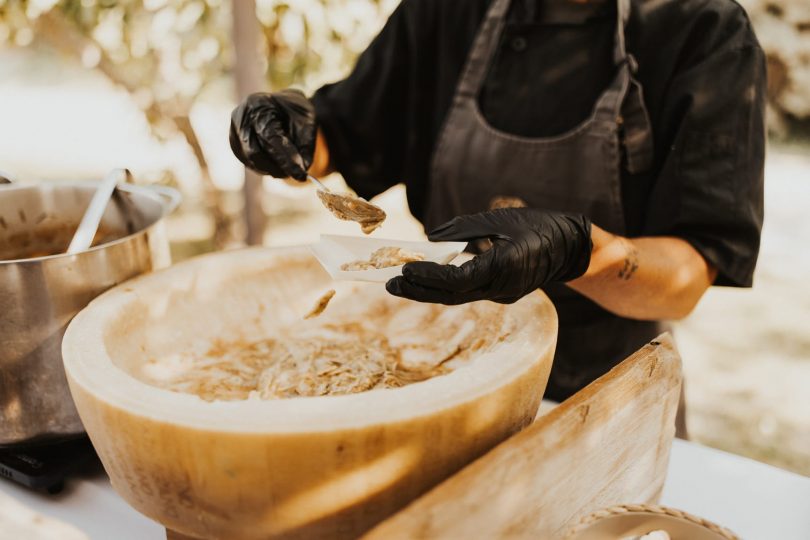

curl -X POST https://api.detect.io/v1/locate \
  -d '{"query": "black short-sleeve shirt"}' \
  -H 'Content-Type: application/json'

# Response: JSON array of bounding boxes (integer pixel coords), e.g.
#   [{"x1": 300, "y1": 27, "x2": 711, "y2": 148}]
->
[{"x1": 312, "y1": 0, "x2": 766, "y2": 287}]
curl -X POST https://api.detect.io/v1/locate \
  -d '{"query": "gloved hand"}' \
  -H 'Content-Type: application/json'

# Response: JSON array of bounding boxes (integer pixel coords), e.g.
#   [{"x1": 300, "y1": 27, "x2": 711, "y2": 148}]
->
[
  {"x1": 386, "y1": 208, "x2": 593, "y2": 305},
  {"x1": 229, "y1": 90, "x2": 317, "y2": 181}
]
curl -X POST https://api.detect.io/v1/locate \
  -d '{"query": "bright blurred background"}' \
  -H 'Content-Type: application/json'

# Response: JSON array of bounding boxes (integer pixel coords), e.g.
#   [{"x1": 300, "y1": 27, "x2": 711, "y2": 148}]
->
[{"x1": 0, "y1": 0, "x2": 807, "y2": 474}]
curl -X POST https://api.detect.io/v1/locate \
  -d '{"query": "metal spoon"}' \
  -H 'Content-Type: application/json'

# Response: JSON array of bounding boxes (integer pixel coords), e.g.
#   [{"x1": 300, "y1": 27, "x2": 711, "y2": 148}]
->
[
  {"x1": 66, "y1": 168, "x2": 129, "y2": 254},
  {"x1": 308, "y1": 175, "x2": 386, "y2": 235},
  {"x1": 306, "y1": 174, "x2": 329, "y2": 192}
]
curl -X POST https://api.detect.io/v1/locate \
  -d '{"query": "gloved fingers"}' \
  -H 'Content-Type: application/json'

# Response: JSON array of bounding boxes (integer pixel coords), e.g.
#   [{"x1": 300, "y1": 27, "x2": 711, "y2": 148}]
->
[
  {"x1": 276, "y1": 90, "x2": 318, "y2": 171},
  {"x1": 229, "y1": 119, "x2": 249, "y2": 165},
  {"x1": 491, "y1": 294, "x2": 524, "y2": 305},
  {"x1": 427, "y1": 213, "x2": 504, "y2": 242},
  {"x1": 279, "y1": 90, "x2": 315, "y2": 121},
  {"x1": 276, "y1": 88, "x2": 310, "y2": 108},
  {"x1": 230, "y1": 102, "x2": 256, "y2": 163},
  {"x1": 254, "y1": 116, "x2": 308, "y2": 180},
  {"x1": 230, "y1": 101, "x2": 281, "y2": 177},
  {"x1": 230, "y1": 98, "x2": 249, "y2": 135},
  {"x1": 401, "y1": 250, "x2": 495, "y2": 292},
  {"x1": 229, "y1": 123, "x2": 281, "y2": 177},
  {"x1": 385, "y1": 277, "x2": 487, "y2": 305},
  {"x1": 290, "y1": 122, "x2": 317, "y2": 169},
  {"x1": 231, "y1": 92, "x2": 310, "y2": 180}
]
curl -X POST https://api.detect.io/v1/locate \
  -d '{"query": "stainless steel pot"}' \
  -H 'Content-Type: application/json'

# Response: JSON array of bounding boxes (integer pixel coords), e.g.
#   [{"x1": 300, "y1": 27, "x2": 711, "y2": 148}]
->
[{"x1": 0, "y1": 180, "x2": 180, "y2": 446}]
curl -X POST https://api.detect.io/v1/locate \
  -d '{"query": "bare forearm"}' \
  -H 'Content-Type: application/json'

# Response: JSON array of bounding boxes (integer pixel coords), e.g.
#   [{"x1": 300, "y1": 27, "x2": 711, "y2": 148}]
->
[{"x1": 568, "y1": 225, "x2": 716, "y2": 320}]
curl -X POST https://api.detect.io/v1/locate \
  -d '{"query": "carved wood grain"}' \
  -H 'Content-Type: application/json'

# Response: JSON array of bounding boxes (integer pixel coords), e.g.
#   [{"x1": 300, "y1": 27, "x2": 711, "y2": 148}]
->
[{"x1": 363, "y1": 334, "x2": 682, "y2": 539}]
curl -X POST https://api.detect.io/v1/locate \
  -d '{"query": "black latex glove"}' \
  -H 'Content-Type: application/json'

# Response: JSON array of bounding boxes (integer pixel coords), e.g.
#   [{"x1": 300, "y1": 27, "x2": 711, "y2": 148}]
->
[
  {"x1": 229, "y1": 90, "x2": 317, "y2": 181},
  {"x1": 386, "y1": 208, "x2": 593, "y2": 305}
]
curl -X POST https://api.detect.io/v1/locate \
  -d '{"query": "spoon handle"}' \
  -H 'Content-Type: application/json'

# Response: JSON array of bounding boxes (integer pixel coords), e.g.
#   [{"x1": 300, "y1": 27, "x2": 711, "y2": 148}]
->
[
  {"x1": 67, "y1": 168, "x2": 128, "y2": 254},
  {"x1": 307, "y1": 174, "x2": 329, "y2": 192}
]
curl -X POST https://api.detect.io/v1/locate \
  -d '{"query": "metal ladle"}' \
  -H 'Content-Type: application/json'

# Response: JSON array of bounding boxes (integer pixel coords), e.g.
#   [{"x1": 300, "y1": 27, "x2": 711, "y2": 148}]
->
[
  {"x1": 66, "y1": 168, "x2": 129, "y2": 254},
  {"x1": 308, "y1": 174, "x2": 386, "y2": 235}
]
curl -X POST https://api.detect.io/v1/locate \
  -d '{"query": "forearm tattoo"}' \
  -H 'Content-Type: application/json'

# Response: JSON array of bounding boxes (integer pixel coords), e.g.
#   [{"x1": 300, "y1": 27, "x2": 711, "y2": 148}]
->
[{"x1": 617, "y1": 238, "x2": 639, "y2": 281}]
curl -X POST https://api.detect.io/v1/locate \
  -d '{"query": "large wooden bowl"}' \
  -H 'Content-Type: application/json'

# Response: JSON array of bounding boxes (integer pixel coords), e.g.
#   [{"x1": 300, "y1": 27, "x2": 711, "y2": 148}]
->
[{"x1": 62, "y1": 247, "x2": 557, "y2": 539}]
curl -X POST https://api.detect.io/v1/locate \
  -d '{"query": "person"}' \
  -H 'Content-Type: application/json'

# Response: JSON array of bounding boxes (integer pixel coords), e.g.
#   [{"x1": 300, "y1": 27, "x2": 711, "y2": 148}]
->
[{"x1": 229, "y1": 0, "x2": 766, "y2": 430}]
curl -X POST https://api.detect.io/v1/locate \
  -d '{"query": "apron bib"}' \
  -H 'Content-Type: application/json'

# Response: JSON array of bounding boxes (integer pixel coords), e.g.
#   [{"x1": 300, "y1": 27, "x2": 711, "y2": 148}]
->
[{"x1": 425, "y1": 0, "x2": 663, "y2": 400}]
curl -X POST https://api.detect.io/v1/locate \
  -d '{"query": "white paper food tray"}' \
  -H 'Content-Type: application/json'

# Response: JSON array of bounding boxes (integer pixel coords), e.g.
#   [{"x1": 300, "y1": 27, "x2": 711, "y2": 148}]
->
[{"x1": 310, "y1": 234, "x2": 466, "y2": 283}]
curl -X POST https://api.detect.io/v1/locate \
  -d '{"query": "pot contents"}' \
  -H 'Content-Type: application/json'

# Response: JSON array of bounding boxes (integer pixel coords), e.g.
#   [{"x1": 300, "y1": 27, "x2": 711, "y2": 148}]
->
[
  {"x1": 341, "y1": 247, "x2": 425, "y2": 271},
  {"x1": 141, "y1": 300, "x2": 513, "y2": 401},
  {"x1": 304, "y1": 289, "x2": 336, "y2": 319},
  {"x1": 0, "y1": 224, "x2": 124, "y2": 260},
  {"x1": 316, "y1": 189, "x2": 386, "y2": 234}
]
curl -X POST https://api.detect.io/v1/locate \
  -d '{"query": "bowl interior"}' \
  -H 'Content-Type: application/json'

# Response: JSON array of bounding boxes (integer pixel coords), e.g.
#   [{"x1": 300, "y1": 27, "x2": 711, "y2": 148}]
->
[{"x1": 103, "y1": 251, "x2": 521, "y2": 402}]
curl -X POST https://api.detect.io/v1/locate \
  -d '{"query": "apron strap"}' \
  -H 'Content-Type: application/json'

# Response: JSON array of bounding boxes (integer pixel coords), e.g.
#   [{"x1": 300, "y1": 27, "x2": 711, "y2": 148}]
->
[
  {"x1": 613, "y1": 0, "x2": 631, "y2": 66},
  {"x1": 456, "y1": 0, "x2": 513, "y2": 100},
  {"x1": 612, "y1": 0, "x2": 654, "y2": 173},
  {"x1": 623, "y1": 74, "x2": 655, "y2": 173},
  {"x1": 585, "y1": 0, "x2": 632, "y2": 121},
  {"x1": 456, "y1": 0, "x2": 654, "y2": 173}
]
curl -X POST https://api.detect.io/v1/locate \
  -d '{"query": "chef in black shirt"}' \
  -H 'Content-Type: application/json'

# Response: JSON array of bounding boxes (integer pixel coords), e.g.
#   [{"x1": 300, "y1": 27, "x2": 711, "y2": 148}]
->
[{"x1": 230, "y1": 0, "x2": 766, "y2": 429}]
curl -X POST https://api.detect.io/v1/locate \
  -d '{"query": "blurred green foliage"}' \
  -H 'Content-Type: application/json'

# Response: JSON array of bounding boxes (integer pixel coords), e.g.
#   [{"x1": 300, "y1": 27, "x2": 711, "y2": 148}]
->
[
  {"x1": 0, "y1": 0, "x2": 396, "y2": 243},
  {"x1": 739, "y1": 0, "x2": 810, "y2": 134},
  {"x1": 0, "y1": 0, "x2": 395, "y2": 138},
  {"x1": 0, "y1": 0, "x2": 230, "y2": 141},
  {"x1": 2, "y1": 0, "x2": 809, "y2": 145}
]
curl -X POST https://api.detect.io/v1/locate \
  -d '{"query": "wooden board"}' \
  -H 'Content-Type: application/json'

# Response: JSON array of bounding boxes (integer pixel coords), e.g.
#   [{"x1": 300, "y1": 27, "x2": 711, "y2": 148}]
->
[{"x1": 363, "y1": 334, "x2": 682, "y2": 539}]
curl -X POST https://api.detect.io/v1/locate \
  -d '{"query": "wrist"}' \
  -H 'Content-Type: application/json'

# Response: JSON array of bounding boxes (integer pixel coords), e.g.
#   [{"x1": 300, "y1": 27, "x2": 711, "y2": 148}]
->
[
  {"x1": 308, "y1": 129, "x2": 333, "y2": 178},
  {"x1": 570, "y1": 224, "x2": 618, "y2": 282}
]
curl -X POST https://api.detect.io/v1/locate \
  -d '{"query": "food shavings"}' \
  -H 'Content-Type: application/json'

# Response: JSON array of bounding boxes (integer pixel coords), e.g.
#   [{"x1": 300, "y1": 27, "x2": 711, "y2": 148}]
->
[
  {"x1": 154, "y1": 332, "x2": 446, "y2": 401},
  {"x1": 304, "y1": 289, "x2": 336, "y2": 319},
  {"x1": 143, "y1": 301, "x2": 513, "y2": 402},
  {"x1": 316, "y1": 190, "x2": 386, "y2": 234},
  {"x1": 341, "y1": 246, "x2": 426, "y2": 271}
]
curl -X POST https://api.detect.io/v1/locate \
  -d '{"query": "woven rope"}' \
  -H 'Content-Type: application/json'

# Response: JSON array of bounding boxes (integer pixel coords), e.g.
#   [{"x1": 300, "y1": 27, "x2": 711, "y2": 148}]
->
[{"x1": 564, "y1": 504, "x2": 740, "y2": 540}]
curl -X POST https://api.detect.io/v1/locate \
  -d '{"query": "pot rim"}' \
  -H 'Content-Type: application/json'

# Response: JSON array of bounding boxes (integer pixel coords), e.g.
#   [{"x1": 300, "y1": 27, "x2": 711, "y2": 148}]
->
[{"x1": 0, "y1": 181, "x2": 180, "y2": 265}]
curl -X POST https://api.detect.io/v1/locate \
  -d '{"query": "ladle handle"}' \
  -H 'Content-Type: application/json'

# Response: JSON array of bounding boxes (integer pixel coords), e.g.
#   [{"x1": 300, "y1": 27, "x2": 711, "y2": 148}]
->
[
  {"x1": 147, "y1": 185, "x2": 182, "y2": 213},
  {"x1": 67, "y1": 168, "x2": 128, "y2": 254}
]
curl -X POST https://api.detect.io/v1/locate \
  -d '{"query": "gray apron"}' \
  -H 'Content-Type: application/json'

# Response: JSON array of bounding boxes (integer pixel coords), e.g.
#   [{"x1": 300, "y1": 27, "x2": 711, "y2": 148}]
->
[{"x1": 424, "y1": 0, "x2": 664, "y2": 401}]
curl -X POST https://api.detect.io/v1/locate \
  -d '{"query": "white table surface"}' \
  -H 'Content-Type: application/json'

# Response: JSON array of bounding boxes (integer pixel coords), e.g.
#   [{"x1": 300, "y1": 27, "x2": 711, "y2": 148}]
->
[{"x1": 1, "y1": 439, "x2": 808, "y2": 540}]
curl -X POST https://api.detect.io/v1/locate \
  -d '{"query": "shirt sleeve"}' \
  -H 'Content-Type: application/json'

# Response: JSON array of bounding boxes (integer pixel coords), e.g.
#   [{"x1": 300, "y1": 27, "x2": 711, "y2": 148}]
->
[
  {"x1": 643, "y1": 35, "x2": 766, "y2": 287},
  {"x1": 311, "y1": 0, "x2": 429, "y2": 201}
]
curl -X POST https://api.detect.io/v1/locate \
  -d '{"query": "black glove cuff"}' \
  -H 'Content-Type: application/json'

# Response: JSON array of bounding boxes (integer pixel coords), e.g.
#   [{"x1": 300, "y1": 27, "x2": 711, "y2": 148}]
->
[{"x1": 560, "y1": 214, "x2": 593, "y2": 282}]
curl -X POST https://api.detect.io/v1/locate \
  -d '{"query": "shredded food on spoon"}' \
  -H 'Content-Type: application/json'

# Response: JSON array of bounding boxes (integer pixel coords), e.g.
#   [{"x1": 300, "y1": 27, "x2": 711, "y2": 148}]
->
[{"x1": 316, "y1": 189, "x2": 387, "y2": 234}]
